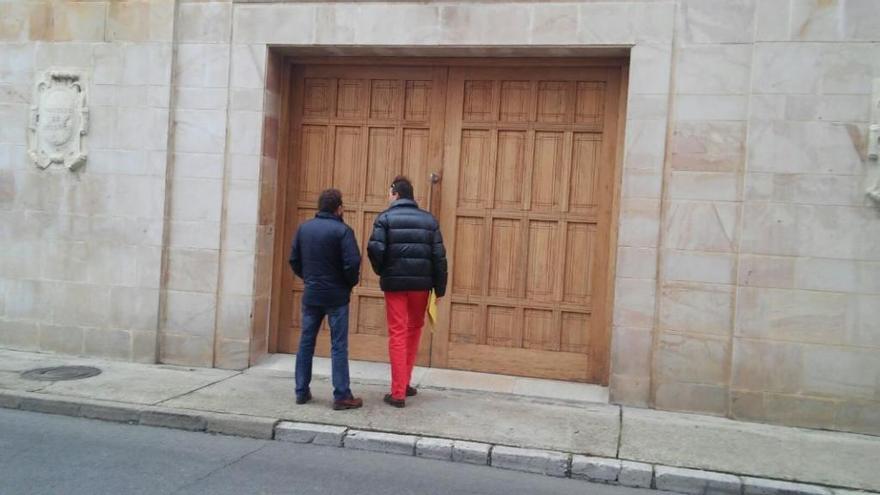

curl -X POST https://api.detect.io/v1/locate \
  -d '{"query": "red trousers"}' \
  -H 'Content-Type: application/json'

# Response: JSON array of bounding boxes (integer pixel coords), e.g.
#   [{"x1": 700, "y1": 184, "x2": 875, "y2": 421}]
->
[{"x1": 385, "y1": 290, "x2": 429, "y2": 400}]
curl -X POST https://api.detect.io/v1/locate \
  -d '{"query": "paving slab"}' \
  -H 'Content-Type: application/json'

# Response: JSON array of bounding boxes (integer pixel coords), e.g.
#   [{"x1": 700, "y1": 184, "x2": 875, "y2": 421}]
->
[
  {"x1": 620, "y1": 407, "x2": 880, "y2": 491},
  {"x1": 39, "y1": 362, "x2": 238, "y2": 405},
  {"x1": 162, "y1": 372, "x2": 621, "y2": 456},
  {"x1": 0, "y1": 370, "x2": 52, "y2": 392}
]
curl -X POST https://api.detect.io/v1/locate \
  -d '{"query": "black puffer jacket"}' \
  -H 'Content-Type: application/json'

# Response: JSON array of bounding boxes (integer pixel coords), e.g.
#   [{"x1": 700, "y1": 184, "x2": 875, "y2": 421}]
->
[{"x1": 367, "y1": 199, "x2": 448, "y2": 296}]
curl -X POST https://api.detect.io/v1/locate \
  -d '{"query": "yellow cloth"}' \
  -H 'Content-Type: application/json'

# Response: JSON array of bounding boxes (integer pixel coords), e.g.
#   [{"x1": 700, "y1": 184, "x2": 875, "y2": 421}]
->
[{"x1": 427, "y1": 290, "x2": 438, "y2": 325}]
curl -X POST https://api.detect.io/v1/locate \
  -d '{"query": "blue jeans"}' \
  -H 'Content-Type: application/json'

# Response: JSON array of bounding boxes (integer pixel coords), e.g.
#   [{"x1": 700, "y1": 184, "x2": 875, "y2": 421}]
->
[{"x1": 295, "y1": 303, "x2": 352, "y2": 402}]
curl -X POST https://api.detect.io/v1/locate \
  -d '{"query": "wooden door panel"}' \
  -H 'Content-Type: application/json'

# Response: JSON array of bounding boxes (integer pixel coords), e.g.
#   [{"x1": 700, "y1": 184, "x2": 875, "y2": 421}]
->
[
  {"x1": 277, "y1": 64, "x2": 447, "y2": 364},
  {"x1": 433, "y1": 65, "x2": 621, "y2": 384}
]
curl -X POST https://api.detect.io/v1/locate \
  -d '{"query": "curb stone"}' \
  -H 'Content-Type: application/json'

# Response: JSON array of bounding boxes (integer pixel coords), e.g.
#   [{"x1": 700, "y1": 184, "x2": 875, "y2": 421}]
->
[
  {"x1": 80, "y1": 403, "x2": 141, "y2": 424},
  {"x1": 452, "y1": 440, "x2": 492, "y2": 465},
  {"x1": 344, "y1": 430, "x2": 418, "y2": 456},
  {"x1": 205, "y1": 413, "x2": 277, "y2": 440},
  {"x1": 655, "y1": 466, "x2": 741, "y2": 495},
  {"x1": 743, "y1": 477, "x2": 834, "y2": 495},
  {"x1": 416, "y1": 437, "x2": 454, "y2": 460},
  {"x1": 572, "y1": 455, "x2": 621, "y2": 483},
  {"x1": 139, "y1": 408, "x2": 207, "y2": 431},
  {"x1": 490, "y1": 446, "x2": 570, "y2": 478},
  {"x1": 20, "y1": 397, "x2": 81, "y2": 417},
  {"x1": 276, "y1": 421, "x2": 347, "y2": 446},
  {"x1": 0, "y1": 391, "x2": 875, "y2": 495},
  {"x1": 619, "y1": 460, "x2": 654, "y2": 488}
]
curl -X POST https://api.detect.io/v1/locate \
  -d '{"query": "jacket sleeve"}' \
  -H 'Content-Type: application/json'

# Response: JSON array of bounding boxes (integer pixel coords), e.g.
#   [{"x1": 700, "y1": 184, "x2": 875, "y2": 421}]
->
[
  {"x1": 431, "y1": 223, "x2": 448, "y2": 297},
  {"x1": 289, "y1": 227, "x2": 303, "y2": 279},
  {"x1": 367, "y1": 214, "x2": 387, "y2": 276},
  {"x1": 341, "y1": 227, "x2": 361, "y2": 288}
]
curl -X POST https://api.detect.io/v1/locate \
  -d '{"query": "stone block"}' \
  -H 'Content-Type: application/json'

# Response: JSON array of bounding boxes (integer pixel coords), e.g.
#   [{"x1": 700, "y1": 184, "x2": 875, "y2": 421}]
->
[
  {"x1": 613, "y1": 277, "x2": 656, "y2": 330},
  {"x1": 178, "y1": 2, "x2": 231, "y2": 43},
  {"x1": 233, "y1": 4, "x2": 316, "y2": 44},
  {"x1": 490, "y1": 446, "x2": 570, "y2": 478},
  {"x1": 743, "y1": 478, "x2": 832, "y2": 495},
  {"x1": 663, "y1": 201, "x2": 739, "y2": 253},
  {"x1": 344, "y1": 430, "x2": 417, "y2": 456},
  {"x1": 571, "y1": 456, "x2": 621, "y2": 483},
  {"x1": 158, "y1": 333, "x2": 213, "y2": 368},
  {"x1": 83, "y1": 328, "x2": 132, "y2": 361},
  {"x1": 578, "y1": 2, "x2": 674, "y2": 44},
  {"x1": 616, "y1": 247, "x2": 658, "y2": 280},
  {"x1": 617, "y1": 198, "x2": 661, "y2": 248},
  {"x1": 163, "y1": 290, "x2": 217, "y2": 337},
  {"x1": 19, "y1": 397, "x2": 81, "y2": 417},
  {"x1": 275, "y1": 422, "x2": 347, "y2": 446},
  {"x1": 175, "y1": 44, "x2": 230, "y2": 88},
  {"x1": 654, "y1": 382, "x2": 729, "y2": 416},
  {"x1": 675, "y1": 44, "x2": 752, "y2": 95},
  {"x1": 654, "y1": 332, "x2": 729, "y2": 385},
  {"x1": 438, "y1": 4, "x2": 530, "y2": 45},
  {"x1": 655, "y1": 466, "x2": 741, "y2": 495},
  {"x1": 628, "y1": 43, "x2": 673, "y2": 95},
  {"x1": 80, "y1": 403, "x2": 141, "y2": 424},
  {"x1": 619, "y1": 460, "x2": 653, "y2": 488},
  {"x1": 416, "y1": 437, "x2": 454, "y2": 461},
  {"x1": 205, "y1": 413, "x2": 276, "y2": 440},
  {"x1": 452, "y1": 440, "x2": 491, "y2": 465},
  {"x1": 610, "y1": 327, "x2": 652, "y2": 378},
  {"x1": 139, "y1": 409, "x2": 206, "y2": 432},
  {"x1": 658, "y1": 284, "x2": 733, "y2": 336},
  {"x1": 231, "y1": 45, "x2": 266, "y2": 90}
]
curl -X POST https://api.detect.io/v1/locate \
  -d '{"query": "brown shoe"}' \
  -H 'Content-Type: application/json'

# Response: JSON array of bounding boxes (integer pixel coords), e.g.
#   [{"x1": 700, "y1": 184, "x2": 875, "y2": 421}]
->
[
  {"x1": 406, "y1": 386, "x2": 418, "y2": 397},
  {"x1": 383, "y1": 394, "x2": 405, "y2": 408},
  {"x1": 333, "y1": 396, "x2": 363, "y2": 411}
]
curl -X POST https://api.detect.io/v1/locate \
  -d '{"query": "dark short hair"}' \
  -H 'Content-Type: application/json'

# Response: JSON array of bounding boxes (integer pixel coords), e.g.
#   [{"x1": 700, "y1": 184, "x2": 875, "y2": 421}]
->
[
  {"x1": 318, "y1": 188, "x2": 343, "y2": 213},
  {"x1": 390, "y1": 176, "x2": 414, "y2": 200}
]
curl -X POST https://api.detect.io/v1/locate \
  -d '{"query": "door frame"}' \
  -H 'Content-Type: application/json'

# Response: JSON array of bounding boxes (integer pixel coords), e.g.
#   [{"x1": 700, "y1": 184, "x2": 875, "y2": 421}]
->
[{"x1": 269, "y1": 56, "x2": 629, "y2": 386}]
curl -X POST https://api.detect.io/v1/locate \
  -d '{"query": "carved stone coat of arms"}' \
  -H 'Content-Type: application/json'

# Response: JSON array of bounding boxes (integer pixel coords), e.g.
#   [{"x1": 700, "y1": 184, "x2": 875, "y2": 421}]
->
[{"x1": 28, "y1": 70, "x2": 89, "y2": 171}]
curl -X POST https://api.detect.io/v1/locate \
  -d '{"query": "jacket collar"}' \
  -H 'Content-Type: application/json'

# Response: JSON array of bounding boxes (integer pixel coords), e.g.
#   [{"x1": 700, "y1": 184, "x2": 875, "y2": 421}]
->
[
  {"x1": 389, "y1": 199, "x2": 419, "y2": 209},
  {"x1": 315, "y1": 211, "x2": 343, "y2": 222}
]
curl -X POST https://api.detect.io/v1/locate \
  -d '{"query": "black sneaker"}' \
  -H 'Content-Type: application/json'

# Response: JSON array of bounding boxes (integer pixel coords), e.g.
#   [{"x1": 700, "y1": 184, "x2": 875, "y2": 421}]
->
[
  {"x1": 296, "y1": 392, "x2": 312, "y2": 405},
  {"x1": 406, "y1": 386, "x2": 418, "y2": 397},
  {"x1": 383, "y1": 394, "x2": 405, "y2": 408}
]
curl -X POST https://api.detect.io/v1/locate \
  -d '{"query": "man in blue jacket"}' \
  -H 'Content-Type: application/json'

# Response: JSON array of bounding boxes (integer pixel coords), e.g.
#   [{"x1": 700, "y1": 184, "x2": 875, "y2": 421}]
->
[{"x1": 289, "y1": 189, "x2": 363, "y2": 410}]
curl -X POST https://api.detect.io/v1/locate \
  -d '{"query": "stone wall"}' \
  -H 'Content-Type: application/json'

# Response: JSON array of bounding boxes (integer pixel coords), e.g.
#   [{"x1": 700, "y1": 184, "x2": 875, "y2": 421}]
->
[
  {"x1": 0, "y1": 0, "x2": 175, "y2": 362},
  {"x1": 0, "y1": 0, "x2": 878, "y2": 436},
  {"x1": 652, "y1": 0, "x2": 880, "y2": 436}
]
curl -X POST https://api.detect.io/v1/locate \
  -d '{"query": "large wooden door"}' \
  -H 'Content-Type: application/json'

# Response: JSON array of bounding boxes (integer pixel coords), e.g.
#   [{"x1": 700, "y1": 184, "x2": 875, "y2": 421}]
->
[
  {"x1": 275, "y1": 60, "x2": 622, "y2": 384},
  {"x1": 276, "y1": 64, "x2": 448, "y2": 364},
  {"x1": 431, "y1": 66, "x2": 621, "y2": 383}
]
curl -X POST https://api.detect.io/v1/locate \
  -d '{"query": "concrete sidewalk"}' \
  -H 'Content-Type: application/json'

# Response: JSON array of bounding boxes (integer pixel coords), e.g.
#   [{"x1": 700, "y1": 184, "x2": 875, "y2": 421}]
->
[{"x1": 1, "y1": 348, "x2": 878, "y2": 492}]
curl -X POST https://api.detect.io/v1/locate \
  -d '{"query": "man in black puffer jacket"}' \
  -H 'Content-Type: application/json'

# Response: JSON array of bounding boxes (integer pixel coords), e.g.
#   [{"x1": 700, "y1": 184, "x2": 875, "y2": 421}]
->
[{"x1": 368, "y1": 176, "x2": 447, "y2": 408}]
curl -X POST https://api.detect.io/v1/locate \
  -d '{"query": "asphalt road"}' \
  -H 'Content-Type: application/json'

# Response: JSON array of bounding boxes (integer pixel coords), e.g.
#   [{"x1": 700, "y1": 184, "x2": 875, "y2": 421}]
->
[{"x1": 0, "y1": 408, "x2": 655, "y2": 495}]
